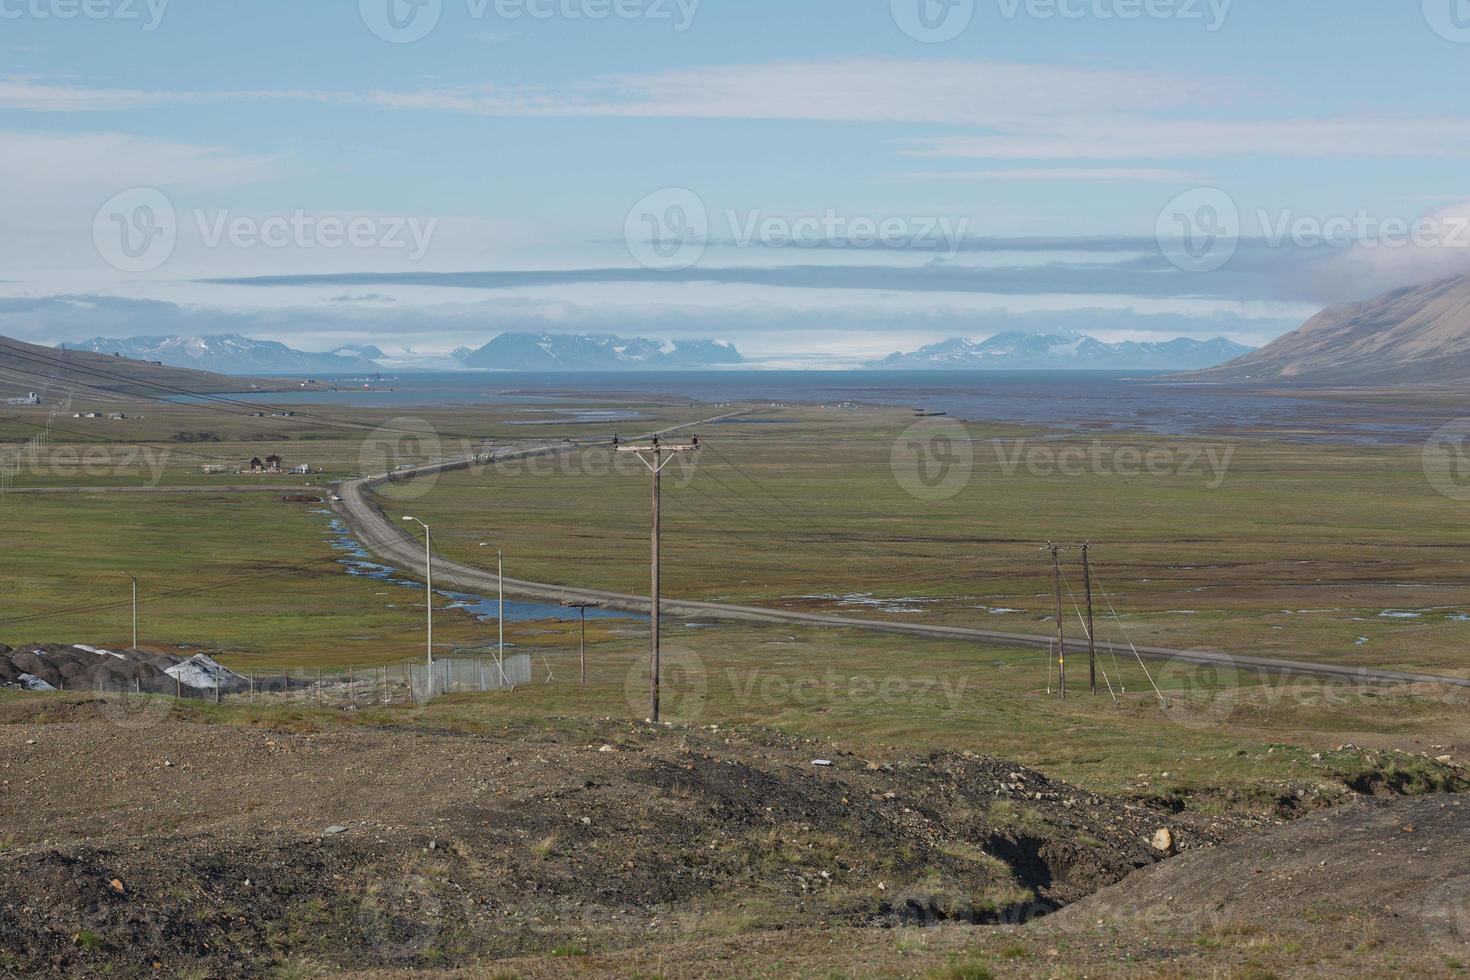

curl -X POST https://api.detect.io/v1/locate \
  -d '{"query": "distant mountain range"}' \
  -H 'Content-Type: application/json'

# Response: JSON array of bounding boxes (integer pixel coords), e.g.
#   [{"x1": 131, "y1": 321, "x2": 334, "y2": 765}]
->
[
  {"x1": 452, "y1": 333, "x2": 744, "y2": 371},
  {"x1": 1189, "y1": 272, "x2": 1470, "y2": 384},
  {"x1": 868, "y1": 332, "x2": 1254, "y2": 371},
  {"x1": 61, "y1": 335, "x2": 382, "y2": 375}
]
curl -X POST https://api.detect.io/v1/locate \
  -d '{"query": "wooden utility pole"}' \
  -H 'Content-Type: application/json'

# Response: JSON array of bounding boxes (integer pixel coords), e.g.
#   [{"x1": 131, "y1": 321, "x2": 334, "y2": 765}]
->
[
  {"x1": 1051, "y1": 544, "x2": 1065, "y2": 699},
  {"x1": 1083, "y1": 543, "x2": 1096, "y2": 696},
  {"x1": 617, "y1": 434, "x2": 700, "y2": 723},
  {"x1": 563, "y1": 601, "x2": 601, "y2": 685}
]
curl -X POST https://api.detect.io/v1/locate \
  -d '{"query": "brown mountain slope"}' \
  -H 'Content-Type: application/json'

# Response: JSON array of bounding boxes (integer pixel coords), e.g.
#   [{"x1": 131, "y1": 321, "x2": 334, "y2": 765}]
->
[
  {"x1": 1192, "y1": 272, "x2": 1470, "y2": 383},
  {"x1": 0, "y1": 334, "x2": 291, "y2": 403}
]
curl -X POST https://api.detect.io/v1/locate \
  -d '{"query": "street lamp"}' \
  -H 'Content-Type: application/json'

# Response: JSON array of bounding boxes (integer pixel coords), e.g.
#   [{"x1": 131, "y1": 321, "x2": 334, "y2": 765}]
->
[
  {"x1": 121, "y1": 572, "x2": 137, "y2": 649},
  {"x1": 402, "y1": 517, "x2": 433, "y2": 666},
  {"x1": 480, "y1": 543, "x2": 509, "y2": 685}
]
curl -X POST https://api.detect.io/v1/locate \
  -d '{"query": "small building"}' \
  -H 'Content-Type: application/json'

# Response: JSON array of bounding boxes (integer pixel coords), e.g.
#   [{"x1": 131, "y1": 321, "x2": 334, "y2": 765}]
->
[
  {"x1": 290, "y1": 463, "x2": 310, "y2": 475},
  {"x1": 264, "y1": 454, "x2": 283, "y2": 474},
  {"x1": 201, "y1": 465, "x2": 230, "y2": 475},
  {"x1": 5, "y1": 392, "x2": 39, "y2": 406},
  {"x1": 249, "y1": 457, "x2": 264, "y2": 473}
]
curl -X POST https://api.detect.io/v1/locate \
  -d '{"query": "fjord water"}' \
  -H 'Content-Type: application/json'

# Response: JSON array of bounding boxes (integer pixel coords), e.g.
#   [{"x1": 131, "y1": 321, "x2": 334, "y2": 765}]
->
[{"x1": 229, "y1": 370, "x2": 1444, "y2": 445}]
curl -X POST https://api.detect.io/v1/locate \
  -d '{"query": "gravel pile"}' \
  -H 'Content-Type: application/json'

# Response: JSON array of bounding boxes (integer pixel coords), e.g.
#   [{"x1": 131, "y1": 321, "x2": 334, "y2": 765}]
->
[{"x1": 0, "y1": 644, "x2": 247, "y2": 694}]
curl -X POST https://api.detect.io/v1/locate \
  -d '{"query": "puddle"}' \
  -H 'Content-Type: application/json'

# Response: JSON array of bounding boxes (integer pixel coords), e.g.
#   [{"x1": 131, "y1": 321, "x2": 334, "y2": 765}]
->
[{"x1": 325, "y1": 518, "x2": 640, "y2": 624}]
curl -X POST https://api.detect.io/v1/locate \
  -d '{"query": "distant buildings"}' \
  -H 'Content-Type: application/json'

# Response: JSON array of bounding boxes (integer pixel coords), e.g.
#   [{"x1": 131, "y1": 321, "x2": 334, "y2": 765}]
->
[{"x1": 5, "y1": 392, "x2": 39, "y2": 406}]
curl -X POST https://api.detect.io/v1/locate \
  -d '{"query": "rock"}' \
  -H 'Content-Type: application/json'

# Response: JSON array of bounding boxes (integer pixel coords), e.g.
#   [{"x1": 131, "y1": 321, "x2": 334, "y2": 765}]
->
[
  {"x1": 324, "y1": 826, "x2": 348, "y2": 835},
  {"x1": 108, "y1": 879, "x2": 125, "y2": 895},
  {"x1": 812, "y1": 759, "x2": 833, "y2": 767},
  {"x1": 1437, "y1": 755, "x2": 1454, "y2": 764},
  {"x1": 598, "y1": 744, "x2": 616, "y2": 753},
  {"x1": 1151, "y1": 828, "x2": 1175, "y2": 853}
]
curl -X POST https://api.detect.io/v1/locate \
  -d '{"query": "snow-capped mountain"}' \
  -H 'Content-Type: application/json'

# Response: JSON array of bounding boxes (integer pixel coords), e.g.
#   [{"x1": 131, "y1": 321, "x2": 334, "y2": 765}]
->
[
  {"x1": 61, "y1": 335, "x2": 382, "y2": 375},
  {"x1": 452, "y1": 333, "x2": 744, "y2": 370},
  {"x1": 330, "y1": 343, "x2": 386, "y2": 361},
  {"x1": 867, "y1": 332, "x2": 1254, "y2": 371}
]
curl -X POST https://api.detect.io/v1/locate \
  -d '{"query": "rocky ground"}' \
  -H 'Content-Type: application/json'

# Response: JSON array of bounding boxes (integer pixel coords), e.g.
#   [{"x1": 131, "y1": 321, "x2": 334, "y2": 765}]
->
[
  {"x1": 2, "y1": 695, "x2": 1467, "y2": 978},
  {"x1": 0, "y1": 696, "x2": 1239, "y2": 977}
]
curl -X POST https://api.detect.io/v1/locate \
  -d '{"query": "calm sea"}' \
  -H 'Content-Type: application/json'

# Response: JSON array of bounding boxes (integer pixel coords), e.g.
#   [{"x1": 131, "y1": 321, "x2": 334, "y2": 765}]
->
[{"x1": 212, "y1": 370, "x2": 1447, "y2": 445}]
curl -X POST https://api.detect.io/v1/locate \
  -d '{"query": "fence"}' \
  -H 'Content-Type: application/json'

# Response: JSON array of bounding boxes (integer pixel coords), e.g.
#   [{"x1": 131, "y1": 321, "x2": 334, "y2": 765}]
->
[{"x1": 85, "y1": 654, "x2": 535, "y2": 708}]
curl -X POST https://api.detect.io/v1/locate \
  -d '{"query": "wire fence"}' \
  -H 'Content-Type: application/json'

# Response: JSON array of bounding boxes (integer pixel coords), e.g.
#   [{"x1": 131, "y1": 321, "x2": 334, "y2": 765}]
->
[{"x1": 80, "y1": 654, "x2": 535, "y2": 708}]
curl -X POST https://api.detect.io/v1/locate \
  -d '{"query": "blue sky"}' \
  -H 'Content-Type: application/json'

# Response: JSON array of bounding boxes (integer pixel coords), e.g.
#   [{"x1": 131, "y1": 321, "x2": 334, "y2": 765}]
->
[{"x1": 3, "y1": 0, "x2": 1470, "y2": 365}]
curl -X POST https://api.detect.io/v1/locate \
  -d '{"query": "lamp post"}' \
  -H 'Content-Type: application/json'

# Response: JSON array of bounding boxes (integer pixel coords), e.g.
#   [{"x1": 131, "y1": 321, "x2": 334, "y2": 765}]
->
[
  {"x1": 402, "y1": 517, "x2": 433, "y2": 666},
  {"x1": 480, "y1": 543, "x2": 509, "y2": 686},
  {"x1": 121, "y1": 572, "x2": 137, "y2": 649}
]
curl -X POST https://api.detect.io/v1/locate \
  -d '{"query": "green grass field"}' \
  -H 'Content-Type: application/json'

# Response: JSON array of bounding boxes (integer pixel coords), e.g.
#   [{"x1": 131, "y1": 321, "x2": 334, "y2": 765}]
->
[{"x1": 3, "y1": 388, "x2": 1470, "y2": 814}]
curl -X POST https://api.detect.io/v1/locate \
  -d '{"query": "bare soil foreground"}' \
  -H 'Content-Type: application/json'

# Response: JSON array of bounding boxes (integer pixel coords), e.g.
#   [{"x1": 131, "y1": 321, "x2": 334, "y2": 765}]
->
[{"x1": 0, "y1": 698, "x2": 1466, "y2": 977}]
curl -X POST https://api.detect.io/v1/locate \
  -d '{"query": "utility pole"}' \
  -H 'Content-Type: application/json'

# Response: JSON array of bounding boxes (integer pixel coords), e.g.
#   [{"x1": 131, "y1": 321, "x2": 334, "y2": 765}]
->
[
  {"x1": 121, "y1": 571, "x2": 137, "y2": 649},
  {"x1": 617, "y1": 434, "x2": 700, "y2": 723},
  {"x1": 1083, "y1": 543, "x2": 1096, "y2": 696},
  {"x1": 402, "y1": 517, "x2": 433, "y2": 667},
  {"x1": 1051, "y1": 544, "x2": 1065, "y2": 699},
  {"x1": 563, "y1": 601, "x2": 600, "y2": 685},
  {"x1": 497, "y1": 549, "x2": 509, "y2": 686}
]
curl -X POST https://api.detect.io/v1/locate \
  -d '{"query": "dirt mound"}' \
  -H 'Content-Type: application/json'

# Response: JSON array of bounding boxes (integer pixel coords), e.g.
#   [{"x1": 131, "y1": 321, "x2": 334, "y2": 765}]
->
[
  {"x1": 1052, "y1": 794, "x2": 1470, "y2": 951},
  {"x1": 0, "y1": 713, "x2": 1232, "y2": 976}
]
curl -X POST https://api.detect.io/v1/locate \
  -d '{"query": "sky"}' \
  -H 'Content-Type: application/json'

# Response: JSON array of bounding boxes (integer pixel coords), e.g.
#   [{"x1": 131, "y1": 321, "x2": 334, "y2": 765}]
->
[{"x1": 3, "y1": 0, "x2": 1470, "y2": 366}]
